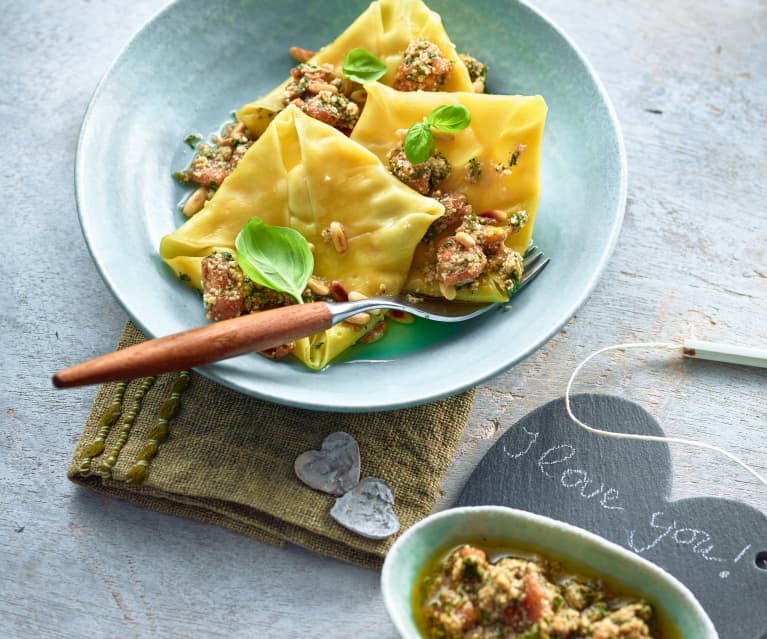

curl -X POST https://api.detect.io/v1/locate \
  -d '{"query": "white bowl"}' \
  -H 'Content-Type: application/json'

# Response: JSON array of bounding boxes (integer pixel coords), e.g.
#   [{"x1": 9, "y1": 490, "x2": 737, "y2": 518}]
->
[{"x1": 382, "y1": 506, "x2": 718, "y2": 638}]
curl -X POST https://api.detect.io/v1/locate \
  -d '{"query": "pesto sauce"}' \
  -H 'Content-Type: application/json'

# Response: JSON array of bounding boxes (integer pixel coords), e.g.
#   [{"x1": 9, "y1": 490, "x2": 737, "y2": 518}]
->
[{"x1": 411, "y1": 539, "x2": 682, "y2": 639}]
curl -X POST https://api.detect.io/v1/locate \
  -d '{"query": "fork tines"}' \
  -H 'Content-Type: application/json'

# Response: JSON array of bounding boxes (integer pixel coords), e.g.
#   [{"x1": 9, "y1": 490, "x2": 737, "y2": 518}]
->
[{"x1": 519, "y1": 243, "x2": 550, "y2": 290}]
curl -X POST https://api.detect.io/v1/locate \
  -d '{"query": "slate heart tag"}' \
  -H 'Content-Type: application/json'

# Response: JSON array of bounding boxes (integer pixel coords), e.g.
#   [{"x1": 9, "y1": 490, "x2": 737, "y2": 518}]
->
[
  {"x1": 330, "y1": 477, "x2": 401, "y2": 540},
  {"x1": 294, "y1": 431, "x2": 361, "y2": 496}
]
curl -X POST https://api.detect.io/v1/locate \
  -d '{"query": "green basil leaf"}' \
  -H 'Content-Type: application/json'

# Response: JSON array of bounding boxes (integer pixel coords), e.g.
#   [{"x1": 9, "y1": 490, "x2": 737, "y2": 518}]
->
[
  {"x1": 404, "y1": 123, "x2": 435, "y2": 165},
  {"x1": 235, "y1": 216, "x2": 314, "y2": 304},
  {"x1": 426, "y1": 104, "x2": 471, "y2": 133},
  {"x1": 342, "y1": 48, "x2": 387, "y2": 83}
]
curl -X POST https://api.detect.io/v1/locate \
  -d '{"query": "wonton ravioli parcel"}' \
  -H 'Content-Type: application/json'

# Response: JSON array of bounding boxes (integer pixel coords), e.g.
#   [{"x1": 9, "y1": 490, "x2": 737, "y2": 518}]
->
[{"x1": 160, "y1": 0, "x2": 547, "y2": 370}]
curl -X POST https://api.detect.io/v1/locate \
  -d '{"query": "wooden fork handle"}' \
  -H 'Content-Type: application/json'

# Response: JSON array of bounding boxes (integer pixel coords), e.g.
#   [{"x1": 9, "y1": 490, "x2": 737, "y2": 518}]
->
[{"x1": 52, "y1": 302, "x2": 334, "y2": 388}]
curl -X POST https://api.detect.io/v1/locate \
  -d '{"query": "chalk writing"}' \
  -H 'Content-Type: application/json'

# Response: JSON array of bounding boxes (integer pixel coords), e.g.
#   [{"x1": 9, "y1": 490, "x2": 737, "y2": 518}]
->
[
  {"x1": 503, "y1": 425, "x2": 756, "y2": 580},
  {"x1": 560, "y1": 469, "x2": 625, "y2": 510},
  {"x1": 537, "y1": 444, "x2": 575, "y2": 477},
  {"x1": 505, "y1": 439, "x2": 626, "y2": 511},
  {"x1": 719, "y1": 544, "x2": 752, "y2": 579},
  {"x1": 629, "y1": 511, "x2": 724, "y2": 561},
  {"x1": 501, "y1": 427, "x2": 538, "y2": 459},
  {"x1": 733, "y1": 544, "x2": 752, "y2": 563},
  {"x1": 627, "y1": 513, "x2": 760, "y2": 580}
]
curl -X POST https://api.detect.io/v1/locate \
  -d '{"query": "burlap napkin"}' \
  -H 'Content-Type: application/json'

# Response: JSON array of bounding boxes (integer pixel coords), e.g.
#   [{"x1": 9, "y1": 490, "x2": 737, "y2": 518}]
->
[{"x1": 68, "y1": 322, "x2": 474, "y2": 569}]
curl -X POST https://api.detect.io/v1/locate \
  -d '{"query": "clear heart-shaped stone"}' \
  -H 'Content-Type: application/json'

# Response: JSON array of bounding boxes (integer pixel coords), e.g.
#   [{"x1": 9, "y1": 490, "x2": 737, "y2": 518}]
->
[
  {"x1": 294, "y1": 431, "x2": 361, "y2": 496},
  {"x1": 330, "y1": 477, "x2": 400, "y2": 540}
]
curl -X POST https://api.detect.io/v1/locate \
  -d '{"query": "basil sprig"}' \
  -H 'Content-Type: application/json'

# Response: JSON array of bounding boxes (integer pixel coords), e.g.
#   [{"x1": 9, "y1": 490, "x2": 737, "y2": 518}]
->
[
  {"x1": 404, "y1": 104, "x2": 471, "y2": 165},
  {"x1": 342, "y1": 48, "x2": 387, "y2": 84},
  {"x1": 235, "y1": 216, "x2": 314, "y2": 304}
]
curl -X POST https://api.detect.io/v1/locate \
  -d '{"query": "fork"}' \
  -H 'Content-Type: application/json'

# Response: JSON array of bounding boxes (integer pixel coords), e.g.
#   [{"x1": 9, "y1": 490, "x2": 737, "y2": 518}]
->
[{"x1": 52, "y1": 246, "x2": 549, "y2": 388}]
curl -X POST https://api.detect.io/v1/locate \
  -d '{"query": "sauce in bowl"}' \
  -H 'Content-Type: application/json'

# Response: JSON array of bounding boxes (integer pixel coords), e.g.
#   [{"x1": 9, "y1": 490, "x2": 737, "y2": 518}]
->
[{"x1": 413, "y1": 541, "x2": 680, "y2": 639}]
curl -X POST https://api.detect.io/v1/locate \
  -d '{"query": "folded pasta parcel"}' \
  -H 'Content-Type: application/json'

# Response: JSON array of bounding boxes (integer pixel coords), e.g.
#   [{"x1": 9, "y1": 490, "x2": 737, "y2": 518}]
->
[
  {"x1": 351, "y1": 82, "x2": 548, "y2": 302},
  {"x1": 160, "y1": 106, "x2": 444, "y2": 369},
  {"x1": 236, "y1": 0, "x2": 474, "y2": 136}
]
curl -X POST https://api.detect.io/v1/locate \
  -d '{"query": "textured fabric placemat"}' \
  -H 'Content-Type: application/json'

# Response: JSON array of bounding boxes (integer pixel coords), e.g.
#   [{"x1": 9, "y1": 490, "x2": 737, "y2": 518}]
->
[{"x1": 68, "y1": 322, "x2": 474, "y2": 569}]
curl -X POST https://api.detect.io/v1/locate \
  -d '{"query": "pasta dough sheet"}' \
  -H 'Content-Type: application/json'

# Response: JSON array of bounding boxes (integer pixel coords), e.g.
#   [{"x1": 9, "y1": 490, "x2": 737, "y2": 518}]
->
[
  {"x1": 351, "y1": 82, "x2": 548, "y2": 302},
  {"x1": 160, "y1": 106, "x2": 444, "y2": 369},
  {"x1": 236, "y1": 0, "x2": 473, "y2": 136}
]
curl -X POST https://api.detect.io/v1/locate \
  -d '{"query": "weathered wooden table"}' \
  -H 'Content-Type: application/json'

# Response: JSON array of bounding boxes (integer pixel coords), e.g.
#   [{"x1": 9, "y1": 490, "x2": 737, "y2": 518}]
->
[{"x1": 2, "y1": 0, "x2": 765, "y2": 636}]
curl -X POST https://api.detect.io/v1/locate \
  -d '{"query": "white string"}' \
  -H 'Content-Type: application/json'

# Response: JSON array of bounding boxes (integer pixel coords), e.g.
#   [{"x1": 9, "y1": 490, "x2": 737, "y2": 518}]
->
[{"x1": 565, "y1": 341, "x2": 767, "y2": 488}]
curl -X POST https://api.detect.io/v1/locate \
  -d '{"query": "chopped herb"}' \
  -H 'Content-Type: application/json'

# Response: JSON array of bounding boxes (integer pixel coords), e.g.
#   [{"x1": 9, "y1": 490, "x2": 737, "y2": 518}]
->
[
  {"x1": 209, "y1": 181, "x2": 218, "y2": 191},
  {"x1": 465, "y1": 157, "x2": 482, "y2": 182},
  {"x1": 591, "y1": 603, "x2": 609, "y2": 619},
  {"x1": 462, "y1": 557, "x2": 483, "y2": 580},
  {"x1": 184, "y1": 133, "x2": 201, "y2": 149},
  {"x1": 510, "y1": 150, "x2": 519, "y2": 166}
]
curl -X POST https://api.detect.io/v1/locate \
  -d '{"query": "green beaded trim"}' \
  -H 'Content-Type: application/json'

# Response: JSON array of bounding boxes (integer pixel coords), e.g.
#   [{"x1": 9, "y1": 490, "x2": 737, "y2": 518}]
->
[
  {"x1": 98, "y1": 376, "x2": 156, "y2": 479},
  {"x1": 79, "y1": 382, "x2": 127, "y2": 477},
  {"x1": 127, "y1": 371, "x2": 190, "y2": 484}
]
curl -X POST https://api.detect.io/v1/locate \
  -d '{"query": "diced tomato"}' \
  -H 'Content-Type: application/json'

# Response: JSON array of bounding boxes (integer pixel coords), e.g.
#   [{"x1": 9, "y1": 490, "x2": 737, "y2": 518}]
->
[
  {"x1": 522, "y1": 574, "x2": 547, "y2": 623},
  {"x1": 454, "y1": 601, "x2": 479, "y2": 630},
  {"x1": 501, "y1": 604, "x2": 527, "y2": 632}
]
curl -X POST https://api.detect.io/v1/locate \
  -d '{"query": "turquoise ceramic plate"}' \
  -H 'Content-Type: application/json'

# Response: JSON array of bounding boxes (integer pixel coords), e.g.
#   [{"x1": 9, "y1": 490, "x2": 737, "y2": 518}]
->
[
  {"x1": 76, "y1": 0, "x2": 626, "y2": 411},
  {"x1": 382, "y1": 507, "x2": 718, "y2": 638}
]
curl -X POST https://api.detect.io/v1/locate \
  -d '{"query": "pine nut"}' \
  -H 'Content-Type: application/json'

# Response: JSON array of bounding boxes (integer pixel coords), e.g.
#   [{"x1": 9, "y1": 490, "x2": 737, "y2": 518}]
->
[
  {"x1": 439, "y1": 281, "x2": 457, "y2": 301},
  {"x1": 329, "y1": 221, "x2": 348, "y2": 254},
  {"x1": 455, "y1": 231, "x2": 476, "y2": 249},
  {"x1": 350, "y1": 89, "x2": 368, "y2": 103},
  {"x1": 289, "y1": 46, "x2": 315, "y2": 63},
  {"x1": 432, "y1": 131, "x2": 454, "y2": 142},
  {"x1": 308, "y1": 276, "x2": 330, "y2": 297},
  {"x1": 231, "y1": 121, "x2": 247, "y2": 138},
  {"x1": 182, "y1": 187, "x2": 208, "y2": 217},
  {"x1": 340, "y1": 78, "x2": 355, "y2": 97},
  {"x1": 344, "y1": 312, "x2": 371, "y2": 326},
  {"x1": 479, "y1": 209, "x2": 508, "y2": 225},
  {"x1": 309, "y1": 81, "x2": 338, "y2": 94}
]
